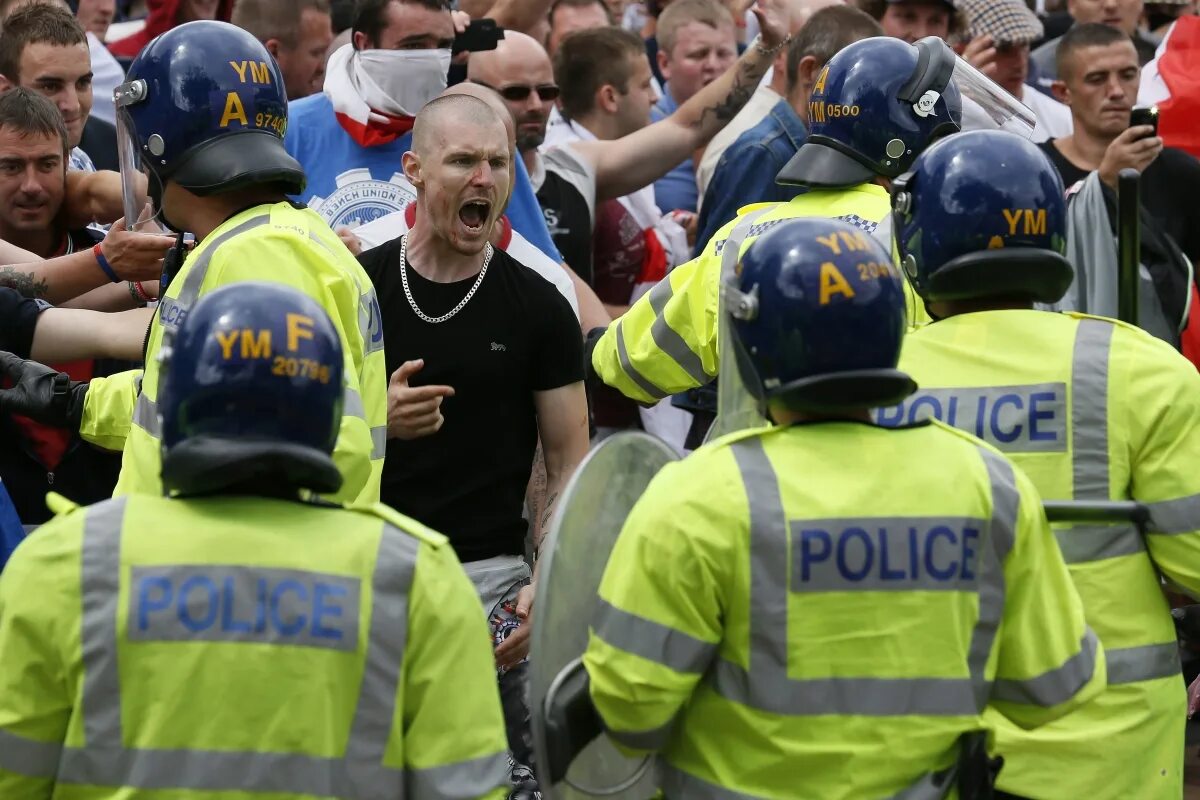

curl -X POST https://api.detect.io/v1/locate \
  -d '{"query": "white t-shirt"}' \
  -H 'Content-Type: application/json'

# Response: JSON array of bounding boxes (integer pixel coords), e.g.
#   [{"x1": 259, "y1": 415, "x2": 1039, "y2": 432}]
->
[
  {"x1": 88, "y1": 32, "x2": 125, "y2": 128},
  {"x1": 1021, "y1": 85, "x2": 1074, "y2": 143},
  {"x1": 353, "y1": 210, "x2": 580, "y2": 319}
]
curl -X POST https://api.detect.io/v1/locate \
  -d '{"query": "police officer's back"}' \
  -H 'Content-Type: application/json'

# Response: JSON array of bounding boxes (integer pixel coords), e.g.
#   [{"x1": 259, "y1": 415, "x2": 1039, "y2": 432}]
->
[
  {"x1": 882, "y1": 130, "x2": 1200, "y2": 800},
  {"x1": 0, "y1": 284, "x2": 508, "y2": 799},
  {"x1": 582, "y1": 218, "x2": 1104, "y2": 800},
  {"x1": 0, "y1": 21, "x2": 388, "y2": 506}
]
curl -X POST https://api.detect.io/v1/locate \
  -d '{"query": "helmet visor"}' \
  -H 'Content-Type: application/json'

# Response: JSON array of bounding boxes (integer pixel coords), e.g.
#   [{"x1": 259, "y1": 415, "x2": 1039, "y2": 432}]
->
[
  {"x1": 949, "y1": 55, "x2": 1036, "y2": 139},
  {"x1": 114, "y1": 80, "x2": 158, "y2": 232}
]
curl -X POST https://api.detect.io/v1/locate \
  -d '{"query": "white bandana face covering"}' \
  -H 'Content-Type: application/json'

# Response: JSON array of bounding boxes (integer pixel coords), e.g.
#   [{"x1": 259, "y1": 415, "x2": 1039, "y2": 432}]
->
[{"x1": 352, "y1": 48, "x2": 451, "y2": 118}]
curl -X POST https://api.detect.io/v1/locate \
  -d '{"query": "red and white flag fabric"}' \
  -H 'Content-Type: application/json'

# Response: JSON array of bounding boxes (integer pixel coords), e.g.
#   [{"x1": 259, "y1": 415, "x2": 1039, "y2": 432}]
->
[{"x1": 1139, "y1": 17, "x2": 1200, "y2": 160}]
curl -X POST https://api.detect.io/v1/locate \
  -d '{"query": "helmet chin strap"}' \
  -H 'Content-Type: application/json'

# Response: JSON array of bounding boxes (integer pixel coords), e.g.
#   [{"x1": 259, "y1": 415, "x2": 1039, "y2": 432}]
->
[{"x1": 147, "y1": 168, "x2": 184, "y2": 234}]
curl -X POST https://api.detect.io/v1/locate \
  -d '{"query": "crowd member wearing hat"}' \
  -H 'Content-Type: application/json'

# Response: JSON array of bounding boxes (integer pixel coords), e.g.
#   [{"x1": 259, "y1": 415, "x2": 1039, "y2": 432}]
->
[{"x1": 955, "y1": 0, "x2": 1073, "y2": 141}]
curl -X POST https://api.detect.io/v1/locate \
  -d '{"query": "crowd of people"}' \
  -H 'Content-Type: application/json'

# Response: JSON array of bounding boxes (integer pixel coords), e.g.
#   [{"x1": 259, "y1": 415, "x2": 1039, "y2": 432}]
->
[{"x1": 0, "y1": 0, "x2": 1194, "y2": 798}]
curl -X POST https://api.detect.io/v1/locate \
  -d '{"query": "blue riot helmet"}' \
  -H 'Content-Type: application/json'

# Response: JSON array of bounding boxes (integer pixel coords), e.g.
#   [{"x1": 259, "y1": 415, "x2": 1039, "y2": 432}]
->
[
  {"x1": 725, "y1": 217, "x2": 917, "y2": 414},
  {"x1": 778, "y1": 36, "x2": 1035, "y2": 189},
  {"x1": 158, "y1": 282, "x2": 345, "y2": 497},
  {"x1": 891, "y1": 130, "x2": 1073, "y2": 305},
  {"x1": 113, "y1": 21, "x2": 305, "y2": 230}
]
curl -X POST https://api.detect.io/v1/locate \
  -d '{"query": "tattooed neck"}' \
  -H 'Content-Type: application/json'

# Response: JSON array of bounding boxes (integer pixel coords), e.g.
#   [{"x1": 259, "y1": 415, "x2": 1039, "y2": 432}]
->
[{"x1": 0, "y1": 266, "x2": 49, "y2": 298}]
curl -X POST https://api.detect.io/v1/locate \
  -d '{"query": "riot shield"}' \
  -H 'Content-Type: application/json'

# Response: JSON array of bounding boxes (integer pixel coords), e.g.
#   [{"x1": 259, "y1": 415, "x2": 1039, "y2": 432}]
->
[
  {"x1": 530, "y1": 431, "x2": 678, "y2": 799},
  {"x1": 707, "y1": 210, "x2": 773, "y2": 443}
]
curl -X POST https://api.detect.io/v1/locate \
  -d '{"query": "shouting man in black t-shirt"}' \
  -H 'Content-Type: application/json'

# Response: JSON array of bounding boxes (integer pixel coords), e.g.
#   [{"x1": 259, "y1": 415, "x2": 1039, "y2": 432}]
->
[{"x1": 358, "y1": 93, "x2": 588, "y2": 798}]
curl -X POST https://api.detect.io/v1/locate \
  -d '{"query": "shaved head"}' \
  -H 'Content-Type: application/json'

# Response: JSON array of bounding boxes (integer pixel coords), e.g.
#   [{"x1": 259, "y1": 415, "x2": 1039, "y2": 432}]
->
[
  {"x1": 466, "y1": 30, "x2": 558, "y2": 153},
  {"x1": 403, "y1": 92, "x2": 512, "y2": 256},
  {"x1": 468, "y1": 29, "x2": 551, "y2": 85},
  {"x1": 441, "y1": 81, "x2": 516, "y2": 148},
  {"x1": 411, "y1": 93, "x2": 507, "y2": 157}
]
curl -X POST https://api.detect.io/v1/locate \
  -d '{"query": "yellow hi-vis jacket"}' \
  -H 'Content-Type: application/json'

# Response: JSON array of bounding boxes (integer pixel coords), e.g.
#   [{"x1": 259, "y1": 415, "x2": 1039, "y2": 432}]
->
[
  {"x1": 78, "y1": 203, "x2": 386, "y2": 505},
  {"x1": 591, "y1": 183, "x2": 927, "y2": 405},
  {"x1": 0, "y1": 492, "x2": 509, "y2": 800},
  {"x1": 884, "y1": 309, "x2": 1200, "y2": 799},
  {"x1": 583, "y1": 420, "x2": 1104, "y2": 800}
]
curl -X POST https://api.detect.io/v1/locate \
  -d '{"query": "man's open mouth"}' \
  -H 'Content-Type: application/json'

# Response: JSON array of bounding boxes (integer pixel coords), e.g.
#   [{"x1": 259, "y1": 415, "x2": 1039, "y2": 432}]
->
[{"x1": 459, "y1": 200, "x2": 491, "y2": 231}]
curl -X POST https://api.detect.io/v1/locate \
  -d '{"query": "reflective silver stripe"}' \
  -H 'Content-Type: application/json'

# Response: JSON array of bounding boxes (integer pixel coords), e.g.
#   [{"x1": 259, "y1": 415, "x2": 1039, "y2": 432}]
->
[
  {"x1": 709, "y1": 661, "x2": 983, "y2": 716},
  {"x1": 729, "y1": 437, "x2": 790, "y2": 707},
  {"x1": 80, "y1": 498, "x2": 128, "y2": 746},
  {"x1": 345, "y1": 525, "x2": 416, "y2": 797},
  {"x1": 345, "y1": 387, "x2": 366, "y2": 418},
  {"x1": 59, "y1": 747, "x2": 405, "y2": 795},
  {"x1": 342, "y1": 388, "x2": 386, "y2": 459},
  {"x1": 991, "y1": 629, "x2": 1100, "y2": 706},
  {"x1": 132, "y1": 394, "x2": 160, "y2": 436},
  {"x1": 0, "y1": 727, "x2": 62, "y2": 779},
  {"x1": 604, "y1": 722, "x2": 675, "y2": 751},
  {"x1": 1069, "y1": 320, "x2": 1114, "y2": 499},
  {"x1": 56, "y1": 512, "x2": 438, "y2": 799},
  {"x1": 1053, "y1": 523, "x2": 1145, "y2": 564},
  {"x1": 969, "y1": 447, "x2": 1018, "y2": 711},
  {"x1": 1105, "y1": 642, "x2": 1180, "y2": 686},
  {"x1": 592, "y1": 597, "x2": 718, "y2": 674},
  {"x1": 646, "y1": 279, "x2": 714, "y2": 385},
  {"x1": 407, "y1": 752, "x2": 511, "y2": 800},
  {"x1": 717, "y1": 439, "x2": 1016, "y2": 717},
  {"x1": 615, "y1": 319, "x2": 668, "y2": 400},
  {"x1": 1145, "y1": 493, "x2": 1200, "y2": 534}
]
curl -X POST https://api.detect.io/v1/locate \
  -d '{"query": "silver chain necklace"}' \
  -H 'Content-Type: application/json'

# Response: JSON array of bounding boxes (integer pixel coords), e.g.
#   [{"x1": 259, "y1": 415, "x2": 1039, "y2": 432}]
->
[{"x1": 399, "y1": 234, "x2": 494, "y2": 324}]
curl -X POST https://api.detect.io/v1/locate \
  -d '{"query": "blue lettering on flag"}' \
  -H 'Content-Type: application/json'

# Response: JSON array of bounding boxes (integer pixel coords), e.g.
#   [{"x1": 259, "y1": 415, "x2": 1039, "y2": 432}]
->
[
  {"x1": 791, "y1": 517, "x2": 983, "y2": 592},
  {"x1": 128, "y1": 565, "x2": 360, "y2": 651},
  {"x1": 874, "y1": 383, "x2": 1067, "y2": 453}
]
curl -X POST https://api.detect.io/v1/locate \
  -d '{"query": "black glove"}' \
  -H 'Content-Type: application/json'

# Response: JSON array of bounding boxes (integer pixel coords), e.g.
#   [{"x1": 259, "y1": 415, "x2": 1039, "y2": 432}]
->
[{"x1": 0, "y1": 351, "x2": 89, "y2": 430}]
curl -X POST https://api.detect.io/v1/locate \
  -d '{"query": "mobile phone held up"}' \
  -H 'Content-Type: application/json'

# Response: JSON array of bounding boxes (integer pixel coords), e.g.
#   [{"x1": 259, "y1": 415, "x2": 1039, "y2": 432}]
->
[
  {"x1": 1130, "y1": 106, "x2": 1159, "y2": 138},
  {"x1": 453, "y1": 18, "x2": 504, "y2": 55}
]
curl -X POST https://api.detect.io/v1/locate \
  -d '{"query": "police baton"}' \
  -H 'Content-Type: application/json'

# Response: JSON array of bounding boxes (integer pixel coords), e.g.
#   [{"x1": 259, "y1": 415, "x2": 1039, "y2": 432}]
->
[
  {"x1": 1116, "y1": 168, "x2": 1140, "y2": 326},
  {"x1": 1043, "y1": 500, "x2": 1148, "y2": 533}
]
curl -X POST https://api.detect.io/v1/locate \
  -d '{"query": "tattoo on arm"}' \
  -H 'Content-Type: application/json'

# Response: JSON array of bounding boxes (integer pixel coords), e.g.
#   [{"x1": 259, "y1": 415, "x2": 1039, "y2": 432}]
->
[
  {"x1": 699, "y1": 61, "x2": 757, "y2": 127},
  {"x1": 537, "y1": 492, "x2": 559, "y2": 546},
  {"x1": 0, "y1": 266, "x2": 49, "y2": 298}
]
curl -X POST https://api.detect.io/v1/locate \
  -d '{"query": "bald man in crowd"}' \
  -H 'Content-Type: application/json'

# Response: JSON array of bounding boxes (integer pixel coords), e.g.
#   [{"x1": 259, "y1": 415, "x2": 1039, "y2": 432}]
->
[{"x1": 356, "y1": 93, "x2": 590, "y2": 799}]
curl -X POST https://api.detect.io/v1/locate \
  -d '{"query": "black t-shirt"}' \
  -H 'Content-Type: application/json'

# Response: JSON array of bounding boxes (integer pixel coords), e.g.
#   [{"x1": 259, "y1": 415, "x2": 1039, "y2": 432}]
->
[
  {"x1": 1039, "y1": 140, "x2": 1200, "y2": 264},
  {"x1": 359, "y1": 240, "x2": 584, "y2": 563}
]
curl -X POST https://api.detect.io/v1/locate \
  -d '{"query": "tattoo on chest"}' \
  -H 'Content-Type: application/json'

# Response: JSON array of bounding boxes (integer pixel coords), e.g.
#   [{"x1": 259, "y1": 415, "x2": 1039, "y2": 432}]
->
[{"x1": 0, "y1": 267, "x2": 49, "y2": 298}]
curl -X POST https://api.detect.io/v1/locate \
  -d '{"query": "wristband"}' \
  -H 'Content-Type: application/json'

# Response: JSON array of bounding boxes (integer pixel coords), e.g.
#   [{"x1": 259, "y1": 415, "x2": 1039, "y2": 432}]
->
[
  {"x1": 93, "y1": 243, "x2": 119, "y2": 283},
  {"x1": 126, "y1": 281, "x2": 154, "y2": 306}
]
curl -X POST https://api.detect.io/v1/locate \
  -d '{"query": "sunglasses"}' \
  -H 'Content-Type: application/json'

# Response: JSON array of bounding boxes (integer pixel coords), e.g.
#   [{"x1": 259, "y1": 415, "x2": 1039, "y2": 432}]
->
[{"x1": 474, "y1": 80, "x2": 561, "y2": 102}]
